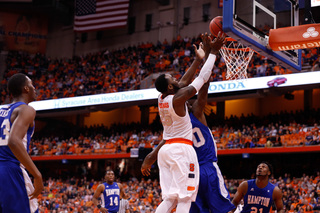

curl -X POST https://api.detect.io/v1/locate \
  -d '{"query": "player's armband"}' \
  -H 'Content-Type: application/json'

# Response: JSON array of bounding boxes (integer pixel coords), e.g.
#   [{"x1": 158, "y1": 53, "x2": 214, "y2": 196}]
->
[{"x1": 190, "y1": 54, "x2": 216, "y2": 92}]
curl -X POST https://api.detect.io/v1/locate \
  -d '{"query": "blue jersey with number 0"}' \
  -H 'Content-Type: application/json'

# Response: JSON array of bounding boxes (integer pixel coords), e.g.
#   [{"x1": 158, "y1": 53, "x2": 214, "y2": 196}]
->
[
  {"x1": 189, "y1": 113, "x2": 235, "y2": 213},
  {"x1": 102, "y1": 182, "x2": 120, "y2": 213},
  {"x1": 190, "y1": 113, "x2": 217, "y2": 164}
]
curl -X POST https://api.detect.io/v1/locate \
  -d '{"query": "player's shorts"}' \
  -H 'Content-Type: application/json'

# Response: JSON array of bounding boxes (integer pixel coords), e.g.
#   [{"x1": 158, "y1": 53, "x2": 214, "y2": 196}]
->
[
  {"x1": 158, "y1": 138, "x2": 199, "y2": 202},
  {"x1": 190, "y1": 162, "x2": 235, "y2": 213},
  {"x1": 0, "y1": 161, "x2": 38, "y2": 213}
]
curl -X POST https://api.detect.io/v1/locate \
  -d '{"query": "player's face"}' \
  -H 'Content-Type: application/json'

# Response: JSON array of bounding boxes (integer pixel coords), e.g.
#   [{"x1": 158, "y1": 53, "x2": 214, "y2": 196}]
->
[
  {"x1": 26, "y1": 76, "x2": 36, "y2": 101},
  {"x1": 105, "y1": 171, "x2": 115, "y2": 182},
  {"x1": 256, "y1": 163, "x2": 270, "y2": 177},
  {"x1": 165, "y1": 74, "x2": 179, "y2": 91}
]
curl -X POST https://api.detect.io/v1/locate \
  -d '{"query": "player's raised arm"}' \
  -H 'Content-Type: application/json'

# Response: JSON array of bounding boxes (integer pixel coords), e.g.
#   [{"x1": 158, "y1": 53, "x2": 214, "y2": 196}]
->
[
  {"x1": 178, "y1": 33, "x2": 211, "y2": 88},
  {"x1": 173, "y1": 32, "x2": 225, "y2": 115},
  {"x1": 191, "y1": 81, "x2": 210, "y2": 126},
  {"x1": 177, "y1": 44, "x2": 203, "y2": 88}
]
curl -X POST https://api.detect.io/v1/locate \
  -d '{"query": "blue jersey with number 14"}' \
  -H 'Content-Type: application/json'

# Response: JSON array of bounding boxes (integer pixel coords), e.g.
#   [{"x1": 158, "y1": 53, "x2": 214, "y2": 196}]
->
[
  {"x1": 102, "y1": 182, "x2": 120, "y2": 213},
  {"x1": 190, "y1": 113, "x2": 217, "y2": 164}
]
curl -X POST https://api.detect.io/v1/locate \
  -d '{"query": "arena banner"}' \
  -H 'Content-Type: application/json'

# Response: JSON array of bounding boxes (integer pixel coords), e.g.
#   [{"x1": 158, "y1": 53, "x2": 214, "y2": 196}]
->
[
  {"x1": 0, "y1": 12, "x2": 48, "y2": 54},
  {"x1": 0, "y1": 71, "x2": 319, "y2": 111},
  {"x1": 269, "y1": 23, "x2": 320, "y2": 51}
]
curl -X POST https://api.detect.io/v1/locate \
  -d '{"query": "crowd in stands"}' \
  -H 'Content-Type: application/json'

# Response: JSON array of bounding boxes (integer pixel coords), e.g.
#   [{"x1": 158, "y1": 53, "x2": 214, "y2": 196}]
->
[
  {"x1": 29, "y1": 109, "x2": 320, "y2": 157},
  {"x1": 1, "y1": 32, "x2": 320, "y2": 212},
  {"x1": 1, "y1": 34, "x2": 320, "y2": 104},
  {"x1": 37, "y1": 172, "x2": 320, "y2": 213}
]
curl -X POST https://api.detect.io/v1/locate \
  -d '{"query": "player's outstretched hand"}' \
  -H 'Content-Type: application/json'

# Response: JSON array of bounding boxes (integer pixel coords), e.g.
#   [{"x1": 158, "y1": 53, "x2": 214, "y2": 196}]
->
[
  {"x1": 210, "y1": 31, "x2": 226, "y2": 54},
  {"x1": 193, "y1": 42, "x2": 205, "y2": 62},
  {"x1": 29, "y1": 175, "x2": 44, "y2": 200},
  {"x1": 201, "y1": 32, "x2": 212, "y2": 58}
]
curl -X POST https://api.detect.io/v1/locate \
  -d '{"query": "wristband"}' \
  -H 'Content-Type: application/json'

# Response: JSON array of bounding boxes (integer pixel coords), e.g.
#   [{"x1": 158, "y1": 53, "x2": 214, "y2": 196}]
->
[{"x1": 97, "y1": 204, "x2": 101, "y2": 209}]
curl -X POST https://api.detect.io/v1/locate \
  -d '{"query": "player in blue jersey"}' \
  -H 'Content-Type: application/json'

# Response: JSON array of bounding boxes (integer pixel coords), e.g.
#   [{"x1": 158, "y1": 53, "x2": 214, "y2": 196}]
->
[
  {"x1": 141, "y1": 80, "x2": 235, "y2": 213},
  {"x1": 0, "y1": 73, "x2": 43, "y2": 212},
  {"x1": 230, "y1": 162, "x2": 284, "y2": 213},
  {"x1": 188, "y1": 81, "x2": 235, "y2": 213},
  {"x1": 92, "y1": 170, "x2": 125, "y2": 213}
]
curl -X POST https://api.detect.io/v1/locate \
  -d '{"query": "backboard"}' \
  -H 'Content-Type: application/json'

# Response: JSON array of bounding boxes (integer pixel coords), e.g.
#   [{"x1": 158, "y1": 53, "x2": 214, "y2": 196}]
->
[{"x1": 223, "y1": 0, "x2": 302, "y2": 71}]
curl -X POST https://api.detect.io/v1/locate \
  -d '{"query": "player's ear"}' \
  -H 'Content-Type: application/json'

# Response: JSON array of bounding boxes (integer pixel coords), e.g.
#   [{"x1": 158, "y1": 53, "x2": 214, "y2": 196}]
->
[
  {"x1": 24, "y1": 85, "x2": 29, "y2": 93},
  {"x1": 168, "y1": 84, "x2": 173, "y2": 90}
]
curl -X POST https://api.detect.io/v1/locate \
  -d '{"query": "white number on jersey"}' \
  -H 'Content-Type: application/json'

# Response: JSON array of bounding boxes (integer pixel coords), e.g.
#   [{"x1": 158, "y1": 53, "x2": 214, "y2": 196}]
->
[
  {"x1": 109, "y1": 196, "x2": 119, "y2": 206},
  {"x1": 159, "y1": 109, "x2": 173, "y2": 126},
  {"x1": 250, "y1": 207, "x2": 263, "y2": 213},
  {"x1": 0, "y1": 118, "x2": 10, "y2": 146},
  {"x1": 192, "y1": 127, "x2": 205, "y2": 148}
]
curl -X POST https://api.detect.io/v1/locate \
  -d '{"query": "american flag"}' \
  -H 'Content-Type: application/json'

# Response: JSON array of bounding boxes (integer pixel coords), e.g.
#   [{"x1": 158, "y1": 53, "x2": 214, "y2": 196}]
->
[{"x1": 74, "y1": 0, "x2": 129, "y2": 32}]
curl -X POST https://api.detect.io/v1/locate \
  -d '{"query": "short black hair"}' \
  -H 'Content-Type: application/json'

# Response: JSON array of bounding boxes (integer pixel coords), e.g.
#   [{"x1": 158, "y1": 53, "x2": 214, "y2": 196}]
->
[
  {"x1": 155, "y1": 74, "x2": 168, "y2": 93},
  {"x1": 261, "y1": 161, "x2": 273, "y2": 177},
  {"x1": 105, "y1": 169, "x2": 114, "y2": 174},
  {"x1": 7, "y1": 73, "x2": 28, "y2": 97}
]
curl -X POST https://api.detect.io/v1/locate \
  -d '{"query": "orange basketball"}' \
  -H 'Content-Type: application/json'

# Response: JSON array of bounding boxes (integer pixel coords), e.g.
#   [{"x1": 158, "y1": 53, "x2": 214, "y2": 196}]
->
[{"x1": 209, "y1": 16, "x2": 226, "y2": 37}]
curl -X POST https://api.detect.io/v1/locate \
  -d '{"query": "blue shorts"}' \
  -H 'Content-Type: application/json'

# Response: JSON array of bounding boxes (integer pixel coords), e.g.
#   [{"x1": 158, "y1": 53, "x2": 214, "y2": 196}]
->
[
  {"x1": 0, "y1": 161, "x2": 33, "y2": 213},
  {"x1": 190, "y1": 162, "x2": 235, "y2": 213}
]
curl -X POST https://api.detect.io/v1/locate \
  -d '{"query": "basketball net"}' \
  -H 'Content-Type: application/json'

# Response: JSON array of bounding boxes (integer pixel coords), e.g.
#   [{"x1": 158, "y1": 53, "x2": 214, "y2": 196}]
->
[{"x1": 219, "y1": 38, "x2": 254, "y2": 80}]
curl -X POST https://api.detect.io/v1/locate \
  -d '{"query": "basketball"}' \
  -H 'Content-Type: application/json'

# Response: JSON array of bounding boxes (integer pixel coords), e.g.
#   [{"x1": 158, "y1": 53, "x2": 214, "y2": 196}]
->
[{"x1": 209, "y1": 16, "x2": 226, "y2": 37}]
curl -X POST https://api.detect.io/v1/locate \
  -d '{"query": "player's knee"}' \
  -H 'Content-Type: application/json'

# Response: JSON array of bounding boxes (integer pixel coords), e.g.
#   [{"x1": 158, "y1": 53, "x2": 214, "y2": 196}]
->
[{"x1": 176, "y1": 200, "x2": 192, "y2": 213}]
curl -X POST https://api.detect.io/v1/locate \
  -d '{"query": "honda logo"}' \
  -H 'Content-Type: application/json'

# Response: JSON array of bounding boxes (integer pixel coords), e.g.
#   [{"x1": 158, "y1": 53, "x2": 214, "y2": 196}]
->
[{"x1": 303, "y1": 27, "x2": 319, "y2": 38}]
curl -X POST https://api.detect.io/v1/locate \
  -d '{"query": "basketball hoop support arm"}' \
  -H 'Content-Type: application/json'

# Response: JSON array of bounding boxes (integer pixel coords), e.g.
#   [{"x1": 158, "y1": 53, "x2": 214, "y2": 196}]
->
[{"x1": 288, "y1": 0, "x2": 299, "y2": 26}]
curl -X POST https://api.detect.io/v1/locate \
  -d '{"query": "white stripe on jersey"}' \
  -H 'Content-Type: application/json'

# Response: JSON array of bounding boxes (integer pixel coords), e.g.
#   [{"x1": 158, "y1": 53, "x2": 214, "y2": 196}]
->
[
  {"x1": 213, "y1": 162, "x2": 229, "y2": 198},
  {"x1": 21, "y1": 167, "x2": 38, "y2": 213},
  {"x1": 100, "y1": 193, "x2": 105, "y2": 208}
]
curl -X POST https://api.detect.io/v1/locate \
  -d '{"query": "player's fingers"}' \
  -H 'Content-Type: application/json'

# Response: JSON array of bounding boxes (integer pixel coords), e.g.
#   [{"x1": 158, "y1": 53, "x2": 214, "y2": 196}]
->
[
  {"x1": 142, "y1": 168, "x2": 150, "y2": 176},
  {"x1": 146, "y1": 169, "x2": 150, "y2": 176},
  {"x1": 29, "y1": 193, "x2": 36, "y2": 200},
  {"x1": 141, "y1": 168, "x2": 147, "y2": 175},
  {"x1": 212, "y1": 35, "x2": 217, "y2": 43},
  {"x1": 217, "y1": 31, "x2": 222, "y2": 38},
  {"x1": 220, "y1": 32, "x2": 226, "y2": 41},
  {"x1": 223, "y1": 36, "x2": 227, "y2": 44},
  {"x1": 199, "y1": 42, "x2": 203, "y2": 49},
  {"x1": 202, "y1": 33, "x2": 207, "y2": 41},
  {"x1": 29, "y1": 191, "x2": 39, "y2": 200},
  {"x1": 193, "y1": 44, "x2": 197, "y2": 51},
  {"x1": 206, "y1": 33, "x2": 212, "y2": 42}
]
